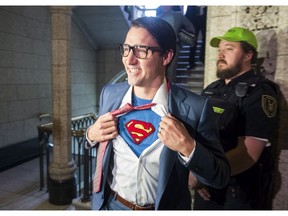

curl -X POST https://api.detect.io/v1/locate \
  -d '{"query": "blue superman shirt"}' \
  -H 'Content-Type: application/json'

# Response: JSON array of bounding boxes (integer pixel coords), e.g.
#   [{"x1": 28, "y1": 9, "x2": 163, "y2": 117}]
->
[{"x1": 118, "y1": 96, "x2": 161, "y2": 157}]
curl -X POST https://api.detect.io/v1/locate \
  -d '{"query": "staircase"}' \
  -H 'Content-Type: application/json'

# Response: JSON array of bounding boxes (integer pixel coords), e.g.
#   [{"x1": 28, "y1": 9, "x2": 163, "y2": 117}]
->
[{"x1": 175, "y1": 40, "x2": 205, "y2": 95}]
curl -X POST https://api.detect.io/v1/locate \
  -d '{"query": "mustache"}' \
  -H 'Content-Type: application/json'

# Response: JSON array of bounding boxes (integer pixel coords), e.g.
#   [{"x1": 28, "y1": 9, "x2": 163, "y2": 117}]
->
[{"x1": 217, "y1": 60, "x2": 227, "y2": 65}]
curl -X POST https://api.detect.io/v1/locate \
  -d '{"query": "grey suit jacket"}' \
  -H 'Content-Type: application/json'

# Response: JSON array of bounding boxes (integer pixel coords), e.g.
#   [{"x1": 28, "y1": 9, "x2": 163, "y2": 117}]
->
[{"x1": 91, "y1": 81, "x2": 230, "y2": 210}]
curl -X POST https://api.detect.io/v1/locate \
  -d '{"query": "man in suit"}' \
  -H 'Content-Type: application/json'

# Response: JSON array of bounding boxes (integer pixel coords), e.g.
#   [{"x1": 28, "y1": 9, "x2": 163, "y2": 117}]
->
[{"x1": 86, "y1": 16, "x2": 230, "y2": 210}]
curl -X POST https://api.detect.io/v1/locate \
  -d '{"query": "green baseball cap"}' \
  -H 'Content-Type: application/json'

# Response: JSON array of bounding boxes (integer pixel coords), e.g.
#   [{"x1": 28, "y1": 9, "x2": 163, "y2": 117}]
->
[{"x1": 210, "y1": 27, "x2": 258, "y2": 50}]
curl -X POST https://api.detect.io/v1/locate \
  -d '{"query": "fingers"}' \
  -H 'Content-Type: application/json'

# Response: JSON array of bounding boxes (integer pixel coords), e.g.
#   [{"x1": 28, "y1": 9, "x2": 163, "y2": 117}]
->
[
  {"x1": 196, "y1": 187, "x2": 211, "y2": 201},
  {"x1": 158, "y1": 113, "x2": 195, "y2": 157},
  {"x1": 158, "y1": 114, "x2": 182, "y2": 151},
  {"x1": 160, "y1": 113, "x2": 175, "y2": 125},
  {"x1": 158, "y1": 118, "x2": 175, "y2": 143},
  {"x1": 158, "y1": 114, "x2": 177, "y2": 134},
  {"x1": 97, "y1": 131, "x2": 118, "y2": 143},
  {"x1": 88, "y1": 112, "x2": 118, "y2": 142}
]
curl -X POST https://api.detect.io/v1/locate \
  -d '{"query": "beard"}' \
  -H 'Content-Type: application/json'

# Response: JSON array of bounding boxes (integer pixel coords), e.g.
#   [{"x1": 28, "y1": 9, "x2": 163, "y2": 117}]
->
[{"x1": 216, "y1": 59, "x2": 242, "y2": 80}]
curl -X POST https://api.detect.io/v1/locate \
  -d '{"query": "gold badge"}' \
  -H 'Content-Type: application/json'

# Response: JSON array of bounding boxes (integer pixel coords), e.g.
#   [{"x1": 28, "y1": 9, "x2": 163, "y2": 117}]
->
[{"x1": 262, "y1": 95, "x2": 277, "y2": 118}]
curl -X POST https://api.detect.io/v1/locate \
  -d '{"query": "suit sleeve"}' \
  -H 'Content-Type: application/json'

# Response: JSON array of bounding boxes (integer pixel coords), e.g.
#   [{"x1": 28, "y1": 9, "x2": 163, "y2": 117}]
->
[{"x1": 186, "y1": 98, "x2": 231, "y2": 189}]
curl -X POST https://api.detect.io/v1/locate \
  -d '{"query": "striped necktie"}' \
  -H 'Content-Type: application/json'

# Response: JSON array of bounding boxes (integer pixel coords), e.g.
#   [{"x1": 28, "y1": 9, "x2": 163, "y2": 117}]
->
[{"x1": 93, "y1": 102, "x2": 156, "y2": 193}]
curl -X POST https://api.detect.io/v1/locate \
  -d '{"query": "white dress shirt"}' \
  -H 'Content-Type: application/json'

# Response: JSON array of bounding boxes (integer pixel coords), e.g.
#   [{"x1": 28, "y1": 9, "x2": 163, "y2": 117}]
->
[
  {"x1": 86, "y1": 78, "x2": 196, "y2": 206},
  {"x1": 109, "y1": 79, "x2": 168, "y2": 206}
]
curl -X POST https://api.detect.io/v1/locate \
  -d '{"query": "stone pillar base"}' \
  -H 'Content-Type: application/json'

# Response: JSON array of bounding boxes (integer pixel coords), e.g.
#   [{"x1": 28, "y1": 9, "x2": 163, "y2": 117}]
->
[{"x1": 48, "y1": 175, "x2": 76, "y2": 205}]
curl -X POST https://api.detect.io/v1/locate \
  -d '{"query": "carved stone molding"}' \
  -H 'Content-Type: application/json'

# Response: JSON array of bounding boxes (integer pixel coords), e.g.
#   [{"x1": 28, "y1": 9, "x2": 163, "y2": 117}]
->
[{"x1": 240, "y1": 6, "x2": 279, "y2": 31}]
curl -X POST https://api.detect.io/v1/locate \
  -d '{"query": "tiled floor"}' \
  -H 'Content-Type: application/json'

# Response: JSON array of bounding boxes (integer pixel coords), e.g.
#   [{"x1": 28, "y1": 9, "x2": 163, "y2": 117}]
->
[
  {"x1": 0, "y1": 157, "x2": 75, "y2": 210},
  {"x1": 0, "y1": 157, "x2": 196, "y2": 211}
]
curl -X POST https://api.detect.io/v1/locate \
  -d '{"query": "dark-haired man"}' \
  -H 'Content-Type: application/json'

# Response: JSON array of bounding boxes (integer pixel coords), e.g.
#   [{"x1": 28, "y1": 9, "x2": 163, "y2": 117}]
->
[{"x1": 86, "y1": 16, "x2": 230, "y2": 210}]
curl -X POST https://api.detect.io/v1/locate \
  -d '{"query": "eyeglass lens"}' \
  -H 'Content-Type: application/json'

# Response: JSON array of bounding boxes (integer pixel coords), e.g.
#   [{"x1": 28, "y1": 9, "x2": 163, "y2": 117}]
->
[{"x1": 120, "y1": 44, "x2": 147, "y2": 59}]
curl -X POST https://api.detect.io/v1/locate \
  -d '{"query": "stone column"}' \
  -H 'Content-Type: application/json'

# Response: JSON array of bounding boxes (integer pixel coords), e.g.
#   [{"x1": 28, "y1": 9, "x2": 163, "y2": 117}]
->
[{"x1": 48, "y1": 6, "x2": 77, "y2": 205}]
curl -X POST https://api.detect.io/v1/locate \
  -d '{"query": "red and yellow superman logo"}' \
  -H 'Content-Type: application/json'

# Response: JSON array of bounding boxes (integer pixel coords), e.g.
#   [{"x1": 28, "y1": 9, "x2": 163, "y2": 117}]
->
[{"x1": 125, "y1": 120, "x2": 155, "y2": 144}]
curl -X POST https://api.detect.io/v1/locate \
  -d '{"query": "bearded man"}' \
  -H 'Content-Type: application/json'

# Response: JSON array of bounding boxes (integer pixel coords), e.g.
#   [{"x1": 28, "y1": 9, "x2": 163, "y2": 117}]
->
[{"x1": 190, "y1": 27, "x2": 278, "y2": 210}]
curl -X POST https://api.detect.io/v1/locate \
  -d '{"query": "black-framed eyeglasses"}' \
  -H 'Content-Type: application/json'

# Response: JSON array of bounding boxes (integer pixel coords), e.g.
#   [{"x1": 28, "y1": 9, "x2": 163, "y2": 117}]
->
[{"x1": 118, "y1": 44, "x2": 164, "y2": 59}]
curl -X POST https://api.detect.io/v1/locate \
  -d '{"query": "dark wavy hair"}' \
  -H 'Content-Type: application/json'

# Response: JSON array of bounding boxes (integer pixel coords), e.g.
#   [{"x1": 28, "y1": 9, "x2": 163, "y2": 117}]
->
[{"x1": 131, "y1": 16, "x2": 177, "y2": 61}]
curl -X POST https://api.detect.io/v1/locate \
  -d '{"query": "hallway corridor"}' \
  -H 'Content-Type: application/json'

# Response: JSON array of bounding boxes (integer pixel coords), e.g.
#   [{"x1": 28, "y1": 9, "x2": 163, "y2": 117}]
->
[{"x1": 0, "y1": 157, "x2": 75, "y2": 210}]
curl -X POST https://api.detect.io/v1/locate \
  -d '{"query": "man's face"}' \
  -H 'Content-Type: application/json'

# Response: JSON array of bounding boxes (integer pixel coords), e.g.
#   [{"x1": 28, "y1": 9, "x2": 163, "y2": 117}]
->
[
  {"x1": 216, "y1": 41, "x2": 246, "y2": 80},
  {"x1": 122, "y1": 27, "x2": 168, "y2": 88}
]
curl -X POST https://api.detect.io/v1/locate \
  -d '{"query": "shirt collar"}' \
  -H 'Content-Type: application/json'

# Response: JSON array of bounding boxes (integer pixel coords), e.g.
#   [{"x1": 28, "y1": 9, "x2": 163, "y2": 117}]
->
[
  {"x1": 228, "y1": 69, "x2": 255, "y2": 86},
  {"x1": 151, "y1": 77, "x2": 169, "y2": 107},
  {"x1": 120, "y1": 77, "x2": 169, "y2": 108}
]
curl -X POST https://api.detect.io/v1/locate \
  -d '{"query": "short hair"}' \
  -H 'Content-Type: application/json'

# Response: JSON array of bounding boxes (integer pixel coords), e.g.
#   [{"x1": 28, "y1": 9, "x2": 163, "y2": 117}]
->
[
  {"x1": 240, "y1": 41, "x2": 258, "y2": 64},
  {"x1": 131, "y1": 16, "x2": 177, "y2": 58}
]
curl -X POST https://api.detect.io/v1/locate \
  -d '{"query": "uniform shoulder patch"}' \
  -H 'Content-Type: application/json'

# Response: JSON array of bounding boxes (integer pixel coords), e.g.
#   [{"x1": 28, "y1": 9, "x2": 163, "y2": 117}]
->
[{"x1": 262, "y1": 95, "x2": 277, "y2": 118}]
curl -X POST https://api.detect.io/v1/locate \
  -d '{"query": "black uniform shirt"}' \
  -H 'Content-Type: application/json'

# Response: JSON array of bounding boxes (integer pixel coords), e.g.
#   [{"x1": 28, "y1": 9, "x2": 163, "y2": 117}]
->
[
  {"x1": 202, "y1": 70, "x2": 278, "y2": 151},
  {"x1": 201, "y1": 70, "x2": 278, "y2": 199}
]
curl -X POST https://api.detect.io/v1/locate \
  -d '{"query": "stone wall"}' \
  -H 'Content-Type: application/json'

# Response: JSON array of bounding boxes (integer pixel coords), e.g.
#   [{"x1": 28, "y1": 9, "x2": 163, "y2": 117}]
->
[
  {"x1": 71, "y1": 19, "x2": 98, "y2": 116},
  {"x1": 205, "y1": 5, "x2": 288, "y2": 210},
  {"x1": 0, "y1": 6, "x2": 99, "y2": 148},
  {"x1": 95, "y1": 48, "x2": 125, "y2": 111},
  {"x1": 0, "y1": 6, "x2": 51, "y2": 148}
]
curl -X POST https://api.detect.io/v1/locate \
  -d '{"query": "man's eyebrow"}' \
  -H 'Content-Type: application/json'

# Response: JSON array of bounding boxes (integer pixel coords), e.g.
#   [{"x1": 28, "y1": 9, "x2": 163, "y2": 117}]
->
[{"x1": 223, "y1": 43, "x2": 236, "y2": 48}]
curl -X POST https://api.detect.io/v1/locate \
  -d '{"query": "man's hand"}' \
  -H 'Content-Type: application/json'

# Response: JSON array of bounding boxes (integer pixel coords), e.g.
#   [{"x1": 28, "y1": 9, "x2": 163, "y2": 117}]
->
[
  {"x1": 188, "y1": 173, "x2": 211, "y2": 201},
  {"x1": 158, "y1": 113, "x2": 195, "y2": 157},
  {"x1": 196, "y1": 185, "x2": 211, "y2": 201},
  {"x1": 87, "y1": 112, "x2": 118, "y2": 143}
]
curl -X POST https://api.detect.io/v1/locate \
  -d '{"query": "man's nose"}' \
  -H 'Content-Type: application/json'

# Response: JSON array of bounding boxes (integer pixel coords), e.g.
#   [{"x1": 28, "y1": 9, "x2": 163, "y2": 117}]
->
[
  {"x1": 126, "y1": 49, "x2": 138, "y2": 64},
  {"x1": 218, "y1": 50, "x2": 224, "y2": 59}
]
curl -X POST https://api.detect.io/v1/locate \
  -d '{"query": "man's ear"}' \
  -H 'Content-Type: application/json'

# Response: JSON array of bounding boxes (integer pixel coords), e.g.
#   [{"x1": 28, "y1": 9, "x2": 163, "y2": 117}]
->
[
  {"x1": 163, "y1": 49, "x2": 174, "y2": 66},
  {"x1": 245, "y1": 51, "x2": 253, "y2": 62}
]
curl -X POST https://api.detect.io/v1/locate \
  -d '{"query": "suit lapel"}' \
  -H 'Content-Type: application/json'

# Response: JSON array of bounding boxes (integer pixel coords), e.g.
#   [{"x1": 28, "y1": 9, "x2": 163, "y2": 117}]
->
[
  {"x1": 101, "y1": 83, "x2": 130, "y2": 114},
  {"x1": 155, "y1": 84, "x2": 187, "y2": 208},
  {"x1": 168, "y1": 84, "x2": 189, "y2": 117}
]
